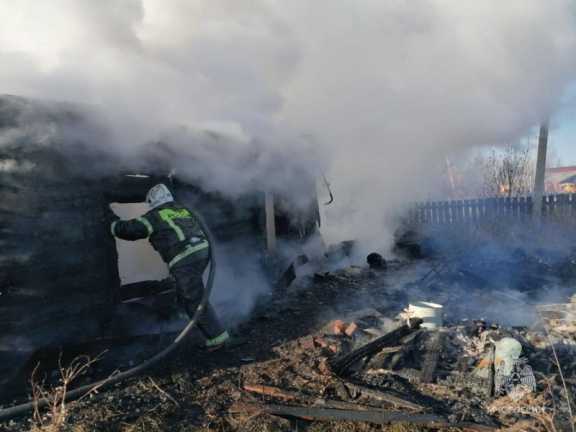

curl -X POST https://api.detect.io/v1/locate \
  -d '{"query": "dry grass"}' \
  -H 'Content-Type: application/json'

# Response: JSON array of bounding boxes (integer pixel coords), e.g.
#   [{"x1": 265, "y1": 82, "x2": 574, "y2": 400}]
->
[
  {"x1": 119, "y1": 415, "x2": 164, "y2": 432},
  {"x1": 304, "y1": 423, "x2": 438, "y2": 432},
  {"x1": 538, "y1": 313, "x2": 576, "y2": 432},
  {"x1": 29, "y1": 353, "x2": 105, "y2": 432}
]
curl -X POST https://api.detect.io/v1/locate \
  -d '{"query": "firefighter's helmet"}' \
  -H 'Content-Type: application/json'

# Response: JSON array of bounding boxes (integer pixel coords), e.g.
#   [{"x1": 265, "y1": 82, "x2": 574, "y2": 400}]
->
[{"x1": 146, "y1": 184, "x2": 174, "y2": 209}]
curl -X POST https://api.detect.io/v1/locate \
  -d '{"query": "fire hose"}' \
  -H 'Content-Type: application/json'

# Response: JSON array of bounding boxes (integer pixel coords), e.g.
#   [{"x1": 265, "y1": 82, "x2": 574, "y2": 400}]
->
[{"x1": 0, "y1": 213, "x2": 217, "y2": 421}]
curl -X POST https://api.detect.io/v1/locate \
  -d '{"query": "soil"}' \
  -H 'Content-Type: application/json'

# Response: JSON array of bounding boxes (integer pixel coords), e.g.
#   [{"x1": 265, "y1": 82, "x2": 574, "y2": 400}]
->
[{"x1": 0, "y1": 261, "x2": 574, "y2": 432}]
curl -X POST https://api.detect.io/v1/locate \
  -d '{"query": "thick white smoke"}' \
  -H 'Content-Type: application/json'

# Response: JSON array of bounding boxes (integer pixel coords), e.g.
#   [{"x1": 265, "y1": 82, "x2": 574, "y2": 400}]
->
[
  {"x1": 1, "y1": 0, "x2": 576, "y2": 252},
  {"x1": 278, "y1": 1, "x2": 576, "y2": 251}
]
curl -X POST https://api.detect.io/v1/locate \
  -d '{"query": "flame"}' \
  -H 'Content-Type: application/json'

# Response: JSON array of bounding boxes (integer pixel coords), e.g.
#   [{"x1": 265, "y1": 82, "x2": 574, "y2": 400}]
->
[{"x1": 499, "y1": 184, "x2": 510, "y2": 195}]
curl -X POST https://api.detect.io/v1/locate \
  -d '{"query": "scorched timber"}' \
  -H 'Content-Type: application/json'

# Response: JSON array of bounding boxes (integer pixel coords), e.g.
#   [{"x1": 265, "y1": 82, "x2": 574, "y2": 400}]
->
[
  {"x1": 343, "y1": 382, "x2": 424, "y2": 411},
  {"x1": 243, "y1": 384, "x2": 299, "y2": 401},
  {"x1": 420, "y1": 331, "x2": 444, "y2": 383},
  {"x1": 330, "y1": 318, "x2": 422, "y2": 376},
  {"x1": 231, "y1": 402, "x2": 496, "y2": 430}
]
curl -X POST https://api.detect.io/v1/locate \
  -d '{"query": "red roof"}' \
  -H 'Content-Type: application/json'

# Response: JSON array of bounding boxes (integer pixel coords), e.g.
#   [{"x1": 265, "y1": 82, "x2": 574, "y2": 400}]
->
[{"x1": 546, "y1": 166, "x2": 576, "y2": 173}]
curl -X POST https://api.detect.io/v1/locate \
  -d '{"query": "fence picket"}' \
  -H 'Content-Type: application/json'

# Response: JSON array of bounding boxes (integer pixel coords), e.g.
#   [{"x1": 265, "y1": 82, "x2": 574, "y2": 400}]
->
[
  {"x1": 561, "y1": 194, "x2": 569, "y2": 219},
  {"x1": 467, "y1": 199, "x2": 473, "y2": 221},
  {"x1": 511, "y1": 196, "x2": 519, "y2": 219},
  {"x1": 469, "y1": 199, "x2": 476, "y2": 224},
  {"x1": 409, "y1": 193, "x2": 576, "y2": 227},
  {"x1": 504, "y1": 197, "x2": 511, "y2": 222},
  {"x1": 442, "y1": 201, "x2": 450, "y2": 225}
]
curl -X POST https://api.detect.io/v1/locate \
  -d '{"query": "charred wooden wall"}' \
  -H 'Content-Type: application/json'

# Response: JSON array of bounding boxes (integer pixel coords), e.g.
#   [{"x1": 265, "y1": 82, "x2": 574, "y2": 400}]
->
[
  {"x1": 0, "y1": 95, "x2": 321, "y2": 393},
  {"x1": 0, "y1": 97, "x2": 123, "y2": 388},
  {"x1": 0, "y1": 145, "x2": 120, "y2": 357}
]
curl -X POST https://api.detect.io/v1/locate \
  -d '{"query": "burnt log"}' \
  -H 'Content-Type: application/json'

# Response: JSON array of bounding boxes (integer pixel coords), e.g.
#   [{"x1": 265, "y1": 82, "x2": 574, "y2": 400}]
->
[
  {"x1": 313, "y1": 398, "x2": 396, "y2": 411},
  {"x1": 343, "y1": 382, "x2": 424, "y2": 411},
  {"x1": 420, "y1": 331, "x2": 445, "y2": 383},
  {"x1": 231, "y1": 402, "x2": 447, "y2": 426},
  {"x1": 365, "y1": 330, "x2": 424, "y2": 371},
  {"x1": 330, "y1": 318, "x2": 422, "y2": 376},
  {"x1": 486, "y1": 344, "x2": 496, "y2": 398},
  {"x1": 243, "y1": 384, "x2": 300, "y2": 401},
  {"x1": 366, "y1": 253, "x2": 387, "y2": 270},
  {"x1": 231, "y1": 402, "x2": 497, "y2": 431}
]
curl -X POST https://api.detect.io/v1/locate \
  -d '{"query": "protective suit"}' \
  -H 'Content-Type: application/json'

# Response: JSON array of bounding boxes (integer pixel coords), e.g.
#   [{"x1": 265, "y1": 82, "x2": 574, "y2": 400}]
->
[{"x1": 111, "y1": 184, "x2": 229, "y2": 348}]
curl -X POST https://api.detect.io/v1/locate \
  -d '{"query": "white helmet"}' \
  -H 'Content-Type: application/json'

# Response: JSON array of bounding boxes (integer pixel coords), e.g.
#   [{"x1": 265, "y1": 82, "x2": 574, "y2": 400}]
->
[{"x1": 146, "y1": 184, "x2": 174, "y2": 209}]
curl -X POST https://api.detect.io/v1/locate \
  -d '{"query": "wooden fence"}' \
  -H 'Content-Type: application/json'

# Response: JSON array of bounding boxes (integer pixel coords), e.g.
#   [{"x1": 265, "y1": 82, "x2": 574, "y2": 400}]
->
[{"x1": 408, "y1": 194, "x2": 576, "y2": 226}]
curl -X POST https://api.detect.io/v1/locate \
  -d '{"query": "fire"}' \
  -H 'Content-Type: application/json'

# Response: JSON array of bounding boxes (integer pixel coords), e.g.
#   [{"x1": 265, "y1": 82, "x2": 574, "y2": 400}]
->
[
  {"x1": 561, "y1": 183, "x2": 576, "y2": 193},
  {"x1": 499, "y1": 183, "x2": 510, "y2": 195}
]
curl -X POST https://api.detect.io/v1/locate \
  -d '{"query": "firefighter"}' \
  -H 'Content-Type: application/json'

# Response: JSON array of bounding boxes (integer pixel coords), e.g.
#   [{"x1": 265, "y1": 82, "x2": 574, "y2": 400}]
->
[{"x1": 110, "y1": 183, "x2": 231, "y2": 350}]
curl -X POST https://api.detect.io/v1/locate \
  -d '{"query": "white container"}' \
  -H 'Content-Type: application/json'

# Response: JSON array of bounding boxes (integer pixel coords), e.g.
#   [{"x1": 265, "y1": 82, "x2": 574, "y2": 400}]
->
[{"x1": 408, "y1": 301, "x2": 444, "y2": 329}]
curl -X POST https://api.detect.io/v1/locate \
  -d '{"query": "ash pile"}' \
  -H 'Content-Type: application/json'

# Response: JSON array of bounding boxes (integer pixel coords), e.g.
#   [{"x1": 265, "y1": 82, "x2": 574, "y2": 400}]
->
[
  {"x1": 231, "y1": 310, "x2": 576, "y2": 431},
  {"x1": 230, "y1": 278, "x2": 576, "y2": 431}
]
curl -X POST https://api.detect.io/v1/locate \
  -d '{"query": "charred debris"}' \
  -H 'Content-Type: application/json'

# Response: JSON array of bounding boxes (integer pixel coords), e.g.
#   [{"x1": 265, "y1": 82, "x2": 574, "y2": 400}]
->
[
  {"x1": 2, "y1": 249, "x2": 569, "y2": 432},
  {"x1": 213, "y1": 225, "x2": 576, "y2": 432}
]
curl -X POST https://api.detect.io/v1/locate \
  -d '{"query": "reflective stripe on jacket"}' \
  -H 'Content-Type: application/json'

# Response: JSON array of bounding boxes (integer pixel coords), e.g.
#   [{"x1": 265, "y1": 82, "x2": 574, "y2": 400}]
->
[{"x1": 111, "y1": 202, "x2": 208, "y2": 266}]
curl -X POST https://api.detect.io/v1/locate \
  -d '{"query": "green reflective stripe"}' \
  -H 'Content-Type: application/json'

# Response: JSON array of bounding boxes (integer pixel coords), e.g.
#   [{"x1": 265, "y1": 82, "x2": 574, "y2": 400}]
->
[
  {"x1": 137, "y1": 217, "x2": 153, "y2": 237},
  {"x1": 205, "y1": 331, "x2": 230, "y2": 347},
  {"x1": 159, "y1": 208, "x2": 192, "y2": 241},
  {"x1": 111, "y1": 220, "x2": 118, "y2": 237},
  {"x1": 168, "y1": 240, "x2": 209, "y2": 268},
  {"x1": 169, "y1": 220, "x2": 185, "y2": 241}
]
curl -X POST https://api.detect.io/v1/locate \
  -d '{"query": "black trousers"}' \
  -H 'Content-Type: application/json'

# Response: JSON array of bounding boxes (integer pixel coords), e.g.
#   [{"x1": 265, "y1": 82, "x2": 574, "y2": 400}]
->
[{"x1": 170, "y1": 249, "x2": 225, "y2": 340}]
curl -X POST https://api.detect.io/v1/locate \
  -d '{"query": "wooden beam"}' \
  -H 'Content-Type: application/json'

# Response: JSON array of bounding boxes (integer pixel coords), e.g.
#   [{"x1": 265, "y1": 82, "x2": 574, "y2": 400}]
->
[
  {"x1": 329, "y1": 319, "x2": 422, "y2": 376},
  {"x1": 420, "y1": 331, "x2": 444, "y2": 383},
  {"x1": 486, "y1": 344, "x2": 496, "y2": 398},
  {"x1": 243, "y1": 384, "x2": 299, "y2": 401},
  {"x1": 264, "y1": 191, "x2": 277, "y2": 253},
  {"x1": 343, "y1": 382, "x2": 424, "y2": 411},
  {"x1": 231, "y1": 402, "x2": 446, "y2": 426},
  {"x1": 230, "y1": 402, "x2": 497, "y2": 431}
]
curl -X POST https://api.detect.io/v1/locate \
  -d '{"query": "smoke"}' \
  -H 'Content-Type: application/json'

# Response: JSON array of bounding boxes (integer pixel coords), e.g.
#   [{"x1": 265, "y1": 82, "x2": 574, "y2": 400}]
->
[
  {"x1": 0, "y1": 158, "x2": 35, "y2": 173},
  {"x1": 0, "y1": 0, "x2": 319, "y2": 201},
  {"x1": 211, "y1": 243, "x2": 271, "y2": 326},
  {"x1": 278, "y1": 0, "x2": 576, "y2": 252},
  {"x1": 2, "y1": 0, "x2": 576, "y2": 249}
]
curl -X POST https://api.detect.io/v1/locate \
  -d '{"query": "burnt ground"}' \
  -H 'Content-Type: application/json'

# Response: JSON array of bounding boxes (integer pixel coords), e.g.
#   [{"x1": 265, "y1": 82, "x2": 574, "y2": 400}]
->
[
  {"x1": 1, "y1": 259, "x2": 575, "y2": 431},
  {"x1": 0, "y1": 262, "x2": 425, "y2": 432}
]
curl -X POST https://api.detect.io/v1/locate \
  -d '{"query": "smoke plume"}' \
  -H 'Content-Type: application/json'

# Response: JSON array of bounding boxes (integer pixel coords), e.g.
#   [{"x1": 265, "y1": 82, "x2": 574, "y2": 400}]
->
[{"x1": 2, "y1": 0, "x2": 576, "y2": 252}]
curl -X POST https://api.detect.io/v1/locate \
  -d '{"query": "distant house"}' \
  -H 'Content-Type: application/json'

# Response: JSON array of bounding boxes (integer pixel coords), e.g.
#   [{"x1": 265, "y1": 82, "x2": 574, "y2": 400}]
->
[
  {"x1": 545, "y1": 166, "x2": 576, "y2": 193},
  {"x1": 558, "y1": 174, "x2": 576, "y2": 193}
]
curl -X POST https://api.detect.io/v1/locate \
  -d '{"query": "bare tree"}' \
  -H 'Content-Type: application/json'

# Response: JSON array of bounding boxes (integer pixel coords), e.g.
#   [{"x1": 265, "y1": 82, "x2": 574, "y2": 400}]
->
[{"x1": 479, "y1": 143, "x2": 535, "y2": 198}]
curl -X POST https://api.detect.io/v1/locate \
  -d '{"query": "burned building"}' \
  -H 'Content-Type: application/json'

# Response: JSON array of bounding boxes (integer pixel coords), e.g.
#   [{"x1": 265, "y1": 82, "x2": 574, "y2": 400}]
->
[{"x1": 0, "y1": 95, "x2": 321, "y2": 395}]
